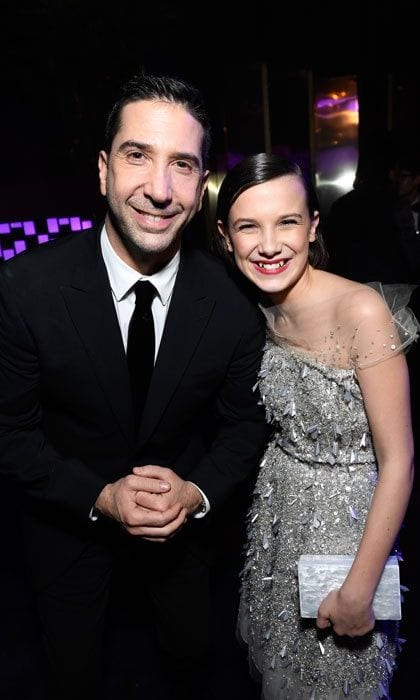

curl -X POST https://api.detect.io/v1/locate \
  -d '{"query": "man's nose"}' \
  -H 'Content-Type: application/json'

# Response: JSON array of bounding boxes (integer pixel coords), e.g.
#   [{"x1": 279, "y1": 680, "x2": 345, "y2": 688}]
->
[{"x1": 143, "y1": 163, "x2": 172, "y2": 204}]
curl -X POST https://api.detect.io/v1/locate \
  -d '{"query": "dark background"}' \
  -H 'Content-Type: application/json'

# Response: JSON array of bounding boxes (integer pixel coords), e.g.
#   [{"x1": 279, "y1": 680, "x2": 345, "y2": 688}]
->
[
  {"x1": 1, "y1": 0, "x2": 419, "y2": 222},
  {"x1": 1, "y1": 1, "x2": 419, "y2": 698}
]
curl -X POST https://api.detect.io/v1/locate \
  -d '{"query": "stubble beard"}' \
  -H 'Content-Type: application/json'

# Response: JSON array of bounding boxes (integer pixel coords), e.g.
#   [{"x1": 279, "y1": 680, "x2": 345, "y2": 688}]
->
[{"x1": 107, "y1": 205, "x2": 182, "y2": 270}]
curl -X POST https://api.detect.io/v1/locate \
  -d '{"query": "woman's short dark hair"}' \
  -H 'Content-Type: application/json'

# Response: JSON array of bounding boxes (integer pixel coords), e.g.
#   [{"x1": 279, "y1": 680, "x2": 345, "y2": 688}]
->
[
  {"x1": 215, "y1": 153, "x2": 328, "y2": 269},
  {"x1": 104, "y1": 72, "x2": 211, "y2": 169}
]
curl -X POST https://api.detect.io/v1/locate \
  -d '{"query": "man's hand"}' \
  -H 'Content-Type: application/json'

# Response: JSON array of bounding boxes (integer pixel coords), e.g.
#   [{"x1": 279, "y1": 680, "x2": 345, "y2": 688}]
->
[
  {"x1": 95, "y1": 473, "x2": 186, "y2": 542},
  {"x1": 132, "y1": 465, "x2": 203, "y2": 516}
]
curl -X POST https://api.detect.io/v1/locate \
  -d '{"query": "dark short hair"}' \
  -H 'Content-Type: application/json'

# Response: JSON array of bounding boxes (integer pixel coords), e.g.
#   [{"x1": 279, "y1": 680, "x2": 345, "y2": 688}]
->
[
  {"x1": 103, "y1": 72, "x2": 211, "y2": 169},
  {"x1": 215, "y1": 152, "x2": 328, "y2": 269}
]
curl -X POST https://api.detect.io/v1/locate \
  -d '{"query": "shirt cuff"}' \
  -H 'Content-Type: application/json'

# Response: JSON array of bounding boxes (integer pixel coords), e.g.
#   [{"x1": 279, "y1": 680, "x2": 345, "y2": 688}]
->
[
  {"x1": 187, "y1": 481, "x2": 210, "y2": 519},
  {"x1": 89, "y1": 506, "x2": 100, "y2": 522}
]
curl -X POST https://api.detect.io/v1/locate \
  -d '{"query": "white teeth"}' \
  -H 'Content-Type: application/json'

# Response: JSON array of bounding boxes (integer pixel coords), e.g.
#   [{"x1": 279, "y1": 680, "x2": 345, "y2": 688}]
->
[
  {"x1": 257, "y1": 261, "x2": 286, "y2": 269},
  {"x1": 143, "y1": 214, "x2": 166, "y2": 224}
]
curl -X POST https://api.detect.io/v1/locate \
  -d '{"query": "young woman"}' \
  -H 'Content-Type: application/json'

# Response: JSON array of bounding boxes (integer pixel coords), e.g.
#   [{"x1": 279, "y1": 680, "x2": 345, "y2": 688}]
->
[{"x1": 216, "y1": 153, "x2": 418, "y2": 699}]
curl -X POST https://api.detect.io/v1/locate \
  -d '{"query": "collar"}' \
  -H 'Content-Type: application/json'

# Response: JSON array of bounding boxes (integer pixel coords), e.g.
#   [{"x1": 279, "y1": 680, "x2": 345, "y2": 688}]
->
[
  {"x1": 100, "y1": 226, "x2": 180, "y2": 304},
  {"x1": 411, "y1": 198, "x2": 420, "y2": 213}
]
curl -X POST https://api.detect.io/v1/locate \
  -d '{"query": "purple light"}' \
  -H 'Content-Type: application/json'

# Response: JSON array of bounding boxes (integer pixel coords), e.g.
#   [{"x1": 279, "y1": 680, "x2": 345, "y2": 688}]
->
[
  {"x1": 14, "y1": 240, "x2": 27, "y2": 254},
  {"x1": 1, "y1": 215, "x2": 94, "y2": 260},
  {"x1": 23, "y1": 221, "x2": 36, "y2": 235},
  {"x1": 316, "y1": 96, "x2": 359, "y2": 113},
  {"x1": 316, "y1": 98, "x2": 336, "y2": 109},
  {"x1": 47, "y1": 218, "x2": 59, "y2": 233},
  {"x1": 346, "y1": 98, "x2": 359, "y2": 113},
  {"x1": 70, "y1": 217, "x2": 81, "y2": 231}
]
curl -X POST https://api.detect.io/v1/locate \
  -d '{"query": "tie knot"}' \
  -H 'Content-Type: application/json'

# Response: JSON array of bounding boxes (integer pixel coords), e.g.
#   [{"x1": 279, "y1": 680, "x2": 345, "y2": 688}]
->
[{"x1": 132, "y1": 280, "x2": 156, "y2": 310}]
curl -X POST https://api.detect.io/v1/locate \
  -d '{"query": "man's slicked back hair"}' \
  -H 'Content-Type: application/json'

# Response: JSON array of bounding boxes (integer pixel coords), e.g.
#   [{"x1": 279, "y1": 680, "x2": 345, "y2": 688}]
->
[{"x1": 103, "y1": 73, "x2": 211, "y2": 169}]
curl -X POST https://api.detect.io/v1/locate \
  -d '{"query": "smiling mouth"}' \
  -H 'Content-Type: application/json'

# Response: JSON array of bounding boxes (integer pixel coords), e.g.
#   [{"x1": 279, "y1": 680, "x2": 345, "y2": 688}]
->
[
  {"x1": 256, "y1": 261, "x2": 289, "y2": 269},
  {"x1": 130, "y1": 206, "x2": 177, "y2": 231},
  {"x1": 140, "y1": 212, "x2": 173, "y2": 224}
]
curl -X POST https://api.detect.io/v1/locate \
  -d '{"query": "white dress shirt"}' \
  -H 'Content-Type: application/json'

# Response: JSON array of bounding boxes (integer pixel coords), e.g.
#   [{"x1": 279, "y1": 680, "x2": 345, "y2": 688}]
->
[
  {"x1": 93, "y1": 227, "x2": 209, "y2": 518},
  {"x1": 101, "y1": 226, "x2": 179, "y2": 356}
]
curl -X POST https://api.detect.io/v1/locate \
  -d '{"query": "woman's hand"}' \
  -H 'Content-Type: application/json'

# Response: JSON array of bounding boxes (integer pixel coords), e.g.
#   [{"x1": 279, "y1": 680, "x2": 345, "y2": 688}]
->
[{"x1": 316, "y1": 587, "x2": 375, "y2": 637}]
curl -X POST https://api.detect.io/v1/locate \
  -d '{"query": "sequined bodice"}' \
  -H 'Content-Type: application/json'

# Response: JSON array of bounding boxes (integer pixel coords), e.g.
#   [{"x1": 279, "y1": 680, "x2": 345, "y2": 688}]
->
[{"x1": 260, "y1": 338, "x2": 376, "y2": 468}]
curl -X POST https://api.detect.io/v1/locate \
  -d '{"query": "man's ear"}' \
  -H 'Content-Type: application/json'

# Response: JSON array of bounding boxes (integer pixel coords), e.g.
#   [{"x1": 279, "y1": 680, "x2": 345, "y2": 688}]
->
[
  {"x1": 98, "y1": 151, "x2": 108, "y2": 196},
  {"x1": 197, "y1": 170, "x2": 210, "y2": 211},
  {"x1": 217, "y1": 221, "x2": 233, "y2": 252}
]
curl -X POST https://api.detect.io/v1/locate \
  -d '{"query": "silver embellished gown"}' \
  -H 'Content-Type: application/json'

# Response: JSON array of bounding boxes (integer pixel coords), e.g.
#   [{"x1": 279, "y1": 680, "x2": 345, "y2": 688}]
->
[{"x1": 237, "y1": 333, "x2": 402, "y2": 700}]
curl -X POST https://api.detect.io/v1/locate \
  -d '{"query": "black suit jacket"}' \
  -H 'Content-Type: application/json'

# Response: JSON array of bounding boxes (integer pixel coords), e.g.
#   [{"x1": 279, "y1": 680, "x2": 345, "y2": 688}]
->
[{"x1": 0, "y1": 227, "x2": 267, "y2": 587}]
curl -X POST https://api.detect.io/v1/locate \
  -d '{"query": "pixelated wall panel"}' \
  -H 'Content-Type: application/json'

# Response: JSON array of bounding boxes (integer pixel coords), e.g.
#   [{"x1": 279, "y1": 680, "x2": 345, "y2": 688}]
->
[{"x1": 0, "y1": 217, "x2": 93, "y2": 260}]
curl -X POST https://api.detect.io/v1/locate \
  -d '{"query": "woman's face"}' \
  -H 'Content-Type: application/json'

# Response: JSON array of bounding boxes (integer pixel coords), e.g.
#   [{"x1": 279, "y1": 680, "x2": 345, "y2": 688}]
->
[{"x1": 218, "y1": 174, "x2": 319, "y2": 302}]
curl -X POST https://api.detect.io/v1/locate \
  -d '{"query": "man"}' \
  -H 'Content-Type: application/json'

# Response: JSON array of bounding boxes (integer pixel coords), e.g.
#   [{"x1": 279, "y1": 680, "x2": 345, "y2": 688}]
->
[
  {"x1": 325, "y1": 146, "x2": 420, "y2": 286},
  {"x1": 0, "y1": 74, "x2": 267, "y2": 699},
  {"x1": 391, "y1": 152, "x2": 420, "y2": 282}
]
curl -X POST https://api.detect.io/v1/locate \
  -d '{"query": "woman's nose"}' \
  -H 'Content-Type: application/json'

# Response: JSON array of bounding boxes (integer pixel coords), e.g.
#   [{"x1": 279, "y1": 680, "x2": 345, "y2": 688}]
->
[{"x1": 258, "y1": 228, "x2": 282, "y2": 257}]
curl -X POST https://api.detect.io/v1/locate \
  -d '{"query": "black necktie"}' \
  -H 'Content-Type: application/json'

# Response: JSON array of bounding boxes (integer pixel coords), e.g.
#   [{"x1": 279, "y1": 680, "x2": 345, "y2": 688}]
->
[{"x1": 126, "y1": 280, "x2": 156, "y2": 423}]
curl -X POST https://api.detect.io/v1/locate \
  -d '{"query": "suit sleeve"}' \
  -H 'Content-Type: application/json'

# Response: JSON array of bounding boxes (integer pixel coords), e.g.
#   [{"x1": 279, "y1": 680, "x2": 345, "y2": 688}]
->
[
  {"x1": 0, "y1": 272, "x2": 107, "y2": 520},
  {"x1": 187, "y1": 304, "x2": 268, "y2": 509}
]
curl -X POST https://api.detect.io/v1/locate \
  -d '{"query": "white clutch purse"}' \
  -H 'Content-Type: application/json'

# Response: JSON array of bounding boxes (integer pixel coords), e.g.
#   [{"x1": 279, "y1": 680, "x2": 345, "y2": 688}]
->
[{"x1": 297, "y1": 554, "x2": 401, "y2": 620}]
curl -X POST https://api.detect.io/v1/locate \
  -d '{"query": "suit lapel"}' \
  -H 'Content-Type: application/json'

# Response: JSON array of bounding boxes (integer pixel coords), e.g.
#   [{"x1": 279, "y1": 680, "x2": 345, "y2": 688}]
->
[
  {"x1": 60, "y1": 234, "x2": 134, "y2": 442},
  {"x1": 138, "y1": 247, "x2": 215, "y2": 446}
]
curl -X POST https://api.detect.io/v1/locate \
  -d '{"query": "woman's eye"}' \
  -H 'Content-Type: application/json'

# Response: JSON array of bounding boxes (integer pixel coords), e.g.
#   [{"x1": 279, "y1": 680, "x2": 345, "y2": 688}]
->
[
  {"x1": 237, "y1": 223, "x2": 256, "y2": 231},
  {"x1": 281, "y1": 218, "x2": 298, "y2": 226}
]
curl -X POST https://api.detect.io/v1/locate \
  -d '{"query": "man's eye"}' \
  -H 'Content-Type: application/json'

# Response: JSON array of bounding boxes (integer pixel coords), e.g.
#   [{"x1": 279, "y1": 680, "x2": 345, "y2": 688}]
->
[
  {"x1": 174, "y1": 160, "x2": 193, "y2": 172},
  {"x1": 127, "y1": 151, "x2": 145, "y2": 161}
]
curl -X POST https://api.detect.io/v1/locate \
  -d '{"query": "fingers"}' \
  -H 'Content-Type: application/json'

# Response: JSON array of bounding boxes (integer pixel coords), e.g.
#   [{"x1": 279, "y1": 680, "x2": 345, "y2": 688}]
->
[
  {"x1": 133, "y1": 465, "x2": 171, "y2": 480},
  {"x1": 316, "y1": 615, "x2": 332, "y2": 630},
  {"x1": 124, "y1": 505, "x2": 187, "y2": 540},
  {"x1": 126, "y1": 501, "x2": 182, "y2": 528},
  {"x1": 316, "y1": 609, "x2": 374, "y2": 637},
  {"x1": 125, "y1": 473, "x2": 170, "y2": 494},
  {"x1": 134, "y1": 490, "x2": 170, "y2": 511}
]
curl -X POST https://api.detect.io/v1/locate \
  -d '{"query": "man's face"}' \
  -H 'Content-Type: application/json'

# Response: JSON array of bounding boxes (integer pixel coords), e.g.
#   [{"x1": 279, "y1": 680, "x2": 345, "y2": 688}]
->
[
  {"x1": 98, "y1": 99, "x2": 209, "y2": 273},
  {"x1": 396, "y1": 168, "x2": 420, "y2": 203}
]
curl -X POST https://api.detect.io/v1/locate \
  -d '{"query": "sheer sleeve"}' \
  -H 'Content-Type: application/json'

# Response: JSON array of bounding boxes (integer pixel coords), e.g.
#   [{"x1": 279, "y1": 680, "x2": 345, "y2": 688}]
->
[
  {"x1": 350, "y1": 282, "x2": 419, "y2": 369},
  {"x1": 259, "y1": 282, "x2": 419, "y2": 370}
]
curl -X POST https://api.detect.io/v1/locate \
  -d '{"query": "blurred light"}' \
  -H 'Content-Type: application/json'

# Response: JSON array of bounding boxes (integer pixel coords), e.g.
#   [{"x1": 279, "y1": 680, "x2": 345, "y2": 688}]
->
[
  {"x1": 334, "y1": 169, "x2": 357, "y2": 190},
  {"x1": 316, "y1": 167, "x2": 356, "y2": 192}
]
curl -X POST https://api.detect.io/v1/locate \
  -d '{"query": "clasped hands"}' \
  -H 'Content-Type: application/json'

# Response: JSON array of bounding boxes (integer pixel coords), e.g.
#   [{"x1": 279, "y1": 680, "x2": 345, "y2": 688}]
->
[{"x1": 95, "y1": 465, "x2": 202, "y2": 542}]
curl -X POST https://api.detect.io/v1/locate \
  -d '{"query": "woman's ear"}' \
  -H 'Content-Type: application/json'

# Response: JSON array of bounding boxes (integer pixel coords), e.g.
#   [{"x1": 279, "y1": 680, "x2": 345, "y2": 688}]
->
[
  {"x1": 217, "y1": 221, "x2": 233, "y2": 252},
  {"x1": 309, "y1": 211, "x2": 319, "y2": 242}
]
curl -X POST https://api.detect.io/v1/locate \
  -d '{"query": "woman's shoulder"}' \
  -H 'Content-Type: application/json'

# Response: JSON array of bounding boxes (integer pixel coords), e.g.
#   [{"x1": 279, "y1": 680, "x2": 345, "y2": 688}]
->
[
  {"x1": 314, "y1": 271, "x2": 388, "y2": 323},
  {"x1": 315, "y1": 270, "x2": 370, "y2": 297}
]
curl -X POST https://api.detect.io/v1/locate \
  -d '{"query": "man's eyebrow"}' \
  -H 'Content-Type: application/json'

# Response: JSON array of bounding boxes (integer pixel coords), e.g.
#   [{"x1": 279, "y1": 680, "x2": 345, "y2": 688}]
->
[
  {"x1": 116, "y1": 140, "x2": 201, "y2": 169},
  {"x1": 116, "y1": 140, "x2": 149, "y2": 153}
]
